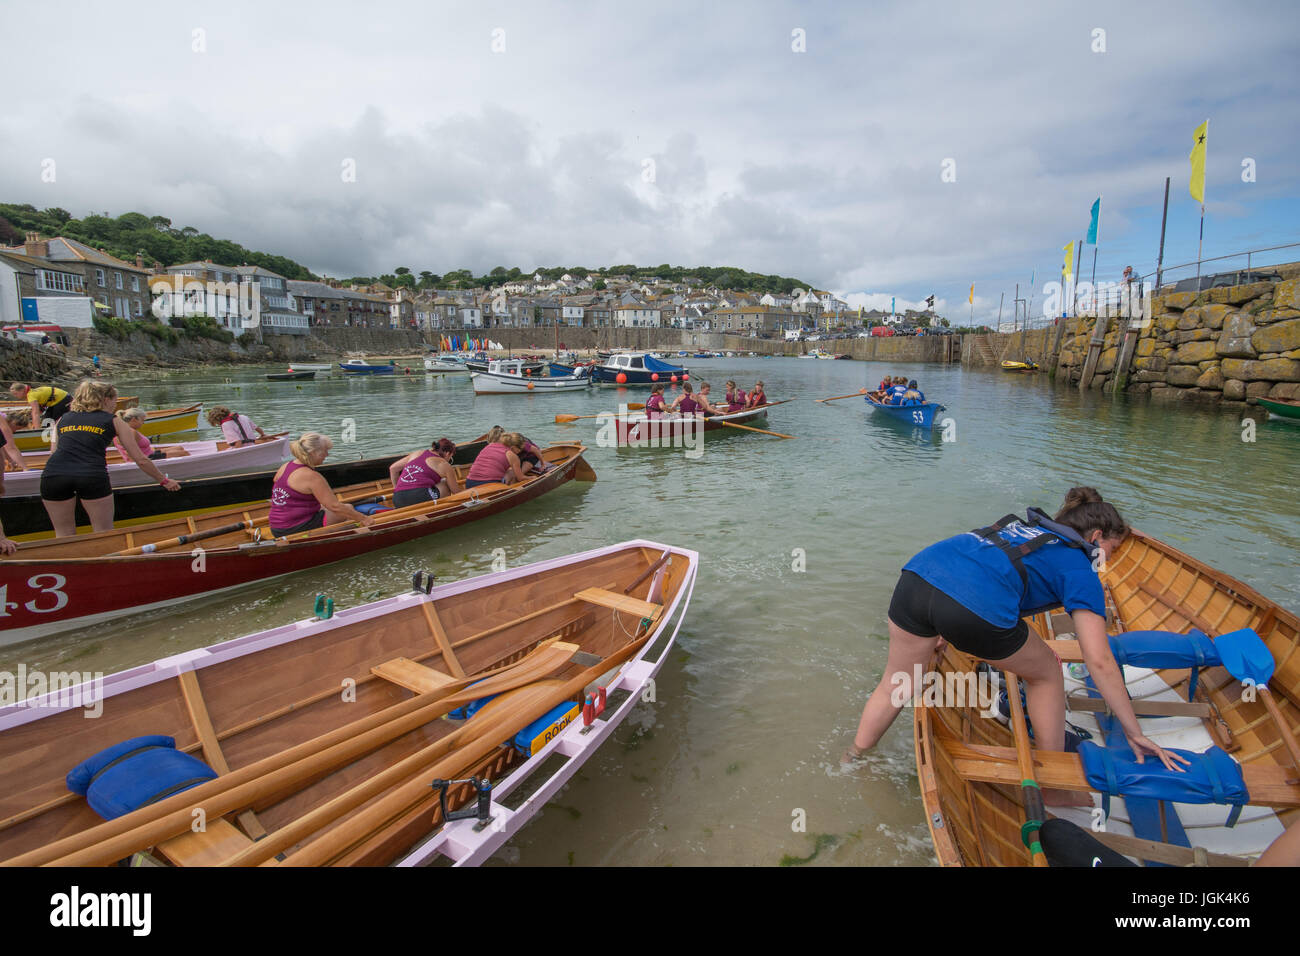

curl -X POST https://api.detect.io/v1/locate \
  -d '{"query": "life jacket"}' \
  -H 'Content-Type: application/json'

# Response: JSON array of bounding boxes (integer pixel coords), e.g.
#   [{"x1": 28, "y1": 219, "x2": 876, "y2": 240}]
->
[{"x1": 970, "y1": 508, "x2": 1101, "y2": 613}]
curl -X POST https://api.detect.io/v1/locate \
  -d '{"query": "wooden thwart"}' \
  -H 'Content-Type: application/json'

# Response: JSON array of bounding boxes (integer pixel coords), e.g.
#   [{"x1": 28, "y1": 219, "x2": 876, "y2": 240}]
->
[
  {"x1": 574, "y1": 587, "x2": 660, "y2": 619},
  {"x1": 370, "y1": 658, "x2": 458, "y2": 695}
]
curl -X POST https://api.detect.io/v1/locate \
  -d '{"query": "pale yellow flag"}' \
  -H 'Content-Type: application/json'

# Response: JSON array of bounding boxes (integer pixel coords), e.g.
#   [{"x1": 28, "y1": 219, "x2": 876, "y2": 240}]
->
[
  {"x1": 1189, "y1": 119, "x2": 1208, "y2": 204},
  {"x1": 968, "y1": 284, "x2": 974, "y2": 305},
  {"x1": 1062, "y1": 241, "x2": 1074, "y2": 281}
]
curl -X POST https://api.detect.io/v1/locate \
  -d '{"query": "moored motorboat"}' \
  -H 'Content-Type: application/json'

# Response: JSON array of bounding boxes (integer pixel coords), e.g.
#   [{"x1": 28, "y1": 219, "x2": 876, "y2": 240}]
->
[
  {"x1": 4, "y1": 434, "x2": 291, "y2": 498},
  {"x1": 1256, "y1": 396, "x2": 1300, "y2": 422},
  {"x1": 1, "y1": 438, "x2": 491, "y2": 539},
  {"x1": 7, "y1": 403, "x2": 203, "y2": 451},
  {"x1": 591, "y1": 352, "x2": 690, "y2": 387},
  {"x1": 470, "y1": 360, "x2": 591, "y2": 395},
  {"x1": 423, "y1": 355, "x2": 470, "y2": 373},
  {"x1": 287, "y1": 363, "x2": 333, "y2": 374},
  {"x1": 0, "y1": 442, "x2": 595, "y2": 646},
  {"x1": 863, "y1": 391, "x2": 944, "y2": 429},
  {"x1": 915, "y1": 527, "x2": 1300, "y2": 867},
  {"x1": 0, "y1": 538, "x2": 696, "y2": 867},
  {"x1": 339, "y1": 360, "x2": 396, "y2": 375}
]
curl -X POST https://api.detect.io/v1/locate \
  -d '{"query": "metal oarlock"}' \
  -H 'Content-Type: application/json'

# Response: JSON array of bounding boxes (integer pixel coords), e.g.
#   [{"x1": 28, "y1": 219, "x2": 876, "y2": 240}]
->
[
  {"x1": 430, "y1": 776, "x2": 494, "y2": 830},
  {"x1": 411, "y1": 570, "x2": 435, "y2": 594},
  {"x1": 580, "y1": 687, "x2": 607, "y2": 734}
]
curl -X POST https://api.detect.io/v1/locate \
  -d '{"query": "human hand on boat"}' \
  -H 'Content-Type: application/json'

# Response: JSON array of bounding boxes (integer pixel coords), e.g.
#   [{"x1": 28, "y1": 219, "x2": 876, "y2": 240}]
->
[
  {"x1": 1127, "y1": 732, "x2": 1190, "y2": 772},
  {"x1": 161, "y1": 478, "x2": 181, "y2": 491},
  {"x1": 0, "y1": 536, "x2": 15, "y2": 555}
]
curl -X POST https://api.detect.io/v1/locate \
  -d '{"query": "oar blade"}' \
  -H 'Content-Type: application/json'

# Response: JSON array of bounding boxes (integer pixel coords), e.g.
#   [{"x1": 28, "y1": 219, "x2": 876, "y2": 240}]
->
[{"x1": 1215, "y1": 628, "x2": 1276, "y2": 685}]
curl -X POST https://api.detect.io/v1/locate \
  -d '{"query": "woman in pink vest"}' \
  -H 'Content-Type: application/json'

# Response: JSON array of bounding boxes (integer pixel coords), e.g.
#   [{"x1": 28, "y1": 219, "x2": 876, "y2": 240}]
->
[
  {"x1": 723, "y1": 380, "x2": 747, "y2": 413},
  {"x1": 388, "y1": 438, "x2": 461, "y2": 508},
  {"x1": 268, "y1": 432, "x2": 375, "y2": 537},
  {"x1": 645, "y1": 384, "x2": 668, "y2": 419},
  {"x1": 465, "y1": 432, "x2": 529, "y2": 488},
  {"x1": 669, "y1": 382, "x2": 701, "y2": 415},
  {"x1": 113, "y1": 408, "x2": 166, "y2": 460}
]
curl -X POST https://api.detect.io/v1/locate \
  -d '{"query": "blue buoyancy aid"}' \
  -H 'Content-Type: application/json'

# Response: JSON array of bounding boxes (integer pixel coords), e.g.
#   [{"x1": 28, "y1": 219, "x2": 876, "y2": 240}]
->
[{"x1": 970, "y1": 508, "x2": 1102, "y2": 615}]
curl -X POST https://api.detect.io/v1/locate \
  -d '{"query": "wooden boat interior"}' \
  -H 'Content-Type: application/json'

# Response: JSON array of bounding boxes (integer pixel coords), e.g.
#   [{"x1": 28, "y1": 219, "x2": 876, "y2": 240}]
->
[
  {"x1": 0, "y1": 542, "x2": 689, "y2": 866},
  {"x1": 6, "y1": 443, "x2": 589, "y2": 560},
  {"x1": 916, "y1": 528, "x2": 1300, "y2": 866}
]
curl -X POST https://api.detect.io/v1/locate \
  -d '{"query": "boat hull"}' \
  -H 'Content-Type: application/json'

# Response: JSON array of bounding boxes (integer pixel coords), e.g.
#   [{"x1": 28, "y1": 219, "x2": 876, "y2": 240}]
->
[
  {"x1": 339, "y1": 362, "x2": 395, "y2": 375},
  {"x1": 864, "y1": 394, "x2": 940, "y2": 429},
  {"x1": 470, "y1": 370, "x2": 591, "y2": 394},
  {"x1": 613, "y1": 406, "x2": 770, "y2": 445},
  {"x1": 1257, "y1": 397, "x2": 1300, "y2": 421},
  {"x1": 267, "y1": 371, "x2": 315, "y2": 381},
  {"x1": 0, "y1": 444, "x2": 592, "y2": 645}
]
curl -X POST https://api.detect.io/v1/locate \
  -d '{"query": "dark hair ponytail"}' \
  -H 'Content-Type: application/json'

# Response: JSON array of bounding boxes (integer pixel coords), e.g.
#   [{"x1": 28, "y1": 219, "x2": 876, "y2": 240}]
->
[{"x1": 1053, "y1": 486, "x2": 1128, "y2": 541}]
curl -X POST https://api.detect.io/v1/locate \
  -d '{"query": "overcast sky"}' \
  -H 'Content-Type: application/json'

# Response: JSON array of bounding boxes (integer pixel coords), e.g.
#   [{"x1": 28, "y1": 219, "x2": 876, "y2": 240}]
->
[{"x1": 2, "y1": 0, "x2": 1297, "y2": 322}]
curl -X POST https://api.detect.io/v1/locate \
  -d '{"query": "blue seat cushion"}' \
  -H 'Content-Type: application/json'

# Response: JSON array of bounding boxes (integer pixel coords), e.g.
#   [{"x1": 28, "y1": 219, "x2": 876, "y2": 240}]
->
[{"x1": 66, "y1": 735, "x2": 218, "y2": 821}]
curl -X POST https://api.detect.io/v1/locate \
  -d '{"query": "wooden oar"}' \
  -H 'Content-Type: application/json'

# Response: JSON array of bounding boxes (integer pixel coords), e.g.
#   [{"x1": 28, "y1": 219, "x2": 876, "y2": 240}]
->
[
  {"x1": 816, "y1": 391, "x2": 869, "y2": 403},
  {"x1": 15, "y1": 639, "x2": 580, "y2": 868},
  {"x1": 110, "y1": 520, "x2": 255, "y2": 557},
  {"x1": 555, "y1": 402, "x2": 645, "y2": 424},
  {"x1": 1003, "y1": 669, "x2": 1049, "y2": 867},
  {"x1": 714, "y1": 420, "x2": 796, "y2": 440}
]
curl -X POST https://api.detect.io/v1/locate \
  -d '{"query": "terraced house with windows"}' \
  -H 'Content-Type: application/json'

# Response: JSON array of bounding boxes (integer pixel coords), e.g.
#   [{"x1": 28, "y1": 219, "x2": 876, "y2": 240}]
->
[{"x1": 2, "y1": 233, "x2": 151, "y2": 322}]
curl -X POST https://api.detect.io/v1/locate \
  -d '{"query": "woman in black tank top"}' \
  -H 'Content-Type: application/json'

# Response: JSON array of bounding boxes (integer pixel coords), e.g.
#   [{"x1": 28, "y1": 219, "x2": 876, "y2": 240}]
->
[{"x1": 40, "y1": 381, "x2": 181, "y2": 537}]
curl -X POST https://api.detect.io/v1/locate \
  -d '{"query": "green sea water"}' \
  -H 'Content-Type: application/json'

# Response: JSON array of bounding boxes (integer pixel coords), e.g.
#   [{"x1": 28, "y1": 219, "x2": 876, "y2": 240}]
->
[{"x1": 4, "y1": 357, "x2": 1297, "y2": 866}]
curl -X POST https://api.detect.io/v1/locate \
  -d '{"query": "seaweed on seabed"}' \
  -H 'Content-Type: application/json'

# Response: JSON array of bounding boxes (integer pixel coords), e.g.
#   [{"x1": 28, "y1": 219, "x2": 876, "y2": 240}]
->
[{"x1": 779, "y1": 833, "x2": 837, "y2": 866}]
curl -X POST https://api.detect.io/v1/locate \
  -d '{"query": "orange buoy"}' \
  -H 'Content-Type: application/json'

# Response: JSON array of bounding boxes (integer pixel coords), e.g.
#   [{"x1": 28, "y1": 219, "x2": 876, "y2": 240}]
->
[
  {"x1": 527, "y1": 381, "x2": 535, "y2": 389},
  {"x1": 651, "y1": 373, "x2": 659, "y2": 381},
  {"x1": 616, "y1": 373, "x2": 627, "y2": 384}
]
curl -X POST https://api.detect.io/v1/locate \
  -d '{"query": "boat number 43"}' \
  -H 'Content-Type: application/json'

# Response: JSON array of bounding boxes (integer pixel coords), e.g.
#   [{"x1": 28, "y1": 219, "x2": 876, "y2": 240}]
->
[{"x1": 0, "y1": 575, "x2": 70, "y2": 615}]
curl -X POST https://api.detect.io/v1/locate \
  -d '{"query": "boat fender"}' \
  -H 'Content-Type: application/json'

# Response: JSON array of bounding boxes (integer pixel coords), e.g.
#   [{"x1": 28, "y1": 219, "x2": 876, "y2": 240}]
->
[
  {"x1": 512, "y1": 701, "x2": 580, "y2": 757},
  {"x1": 66, "y1": 735, "x2": 218, "y2": 821}
]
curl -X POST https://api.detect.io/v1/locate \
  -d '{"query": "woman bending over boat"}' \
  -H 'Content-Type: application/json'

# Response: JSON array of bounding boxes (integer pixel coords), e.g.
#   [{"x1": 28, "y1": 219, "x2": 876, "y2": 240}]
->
[
  {"x1": 388, "y1": 437, "x2": 461, "y2": 508},
  {"x1": 9, "y1": 382, "x2": 72, "y2": 426},
  {"x1": 268, "y1": 432, "x2": 374, "y2": 537},
  {"x1": 206, "y1": 406, "x2": 267, "y2": 447},
  {"x1": 844, "y1": 487, "x2": 1186, "y2": 797},
  {"x1": 465, "y1": 432, "x2": 529, "y2": 488},
  {"x1": 40, "y1": 381, "x2": 181, "y2": 537}
]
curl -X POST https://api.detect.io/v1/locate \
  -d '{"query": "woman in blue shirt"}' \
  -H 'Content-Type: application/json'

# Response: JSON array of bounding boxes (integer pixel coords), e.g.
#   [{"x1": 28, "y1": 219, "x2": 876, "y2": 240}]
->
[{"x1": 845, "y1": 487, "x2": 1185, "y2": 792}]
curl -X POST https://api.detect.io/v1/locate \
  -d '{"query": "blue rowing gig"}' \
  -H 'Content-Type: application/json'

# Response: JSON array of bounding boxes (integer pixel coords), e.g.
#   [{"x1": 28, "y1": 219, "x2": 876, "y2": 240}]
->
[{"x1": 864, "y1": 390, "x2": 943, "y2": 429}]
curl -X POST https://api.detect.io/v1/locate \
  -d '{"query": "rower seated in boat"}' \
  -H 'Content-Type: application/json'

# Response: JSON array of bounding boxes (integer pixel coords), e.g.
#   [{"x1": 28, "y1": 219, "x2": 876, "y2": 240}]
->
[
  {"x1": 645, "y1": 384, "x2": 668, "y2": 419},
  {"x1": 113, "y1": 408, "x2": 167, "y2": 460},
  {"x1": 669, "y1": 382, "x2": 703, "y2": 416},
  {"x1": 518, "y1": 435, "x2": 554, "y2": 474},
  {"x1": 207, "y1": 406, "x2": 267, "y2": 447},
  {"x1": 843, "y1": 486, "x2": 1187, "y2": 799},
  {"x1": 693, "y1": 382, "x2": 719, "y2": 416},
  {"x1": 900, "y1": 380, "x2": 925, "y2": 405},
  {"x1": 465, "y1": 432, "x2": 529, "y2": 488},
  {"x1": 388, "y1": 437, "x2": 461, "y2": 508},
  {"x1": 723, "y1": 380, "x2": 747, "y2": 413},
  {"x1": 744, "y1": 380, "x2": 767, "y2": 410},
  {"x1": 268, "y1": 432, "x2": 375, "y2": 537}
]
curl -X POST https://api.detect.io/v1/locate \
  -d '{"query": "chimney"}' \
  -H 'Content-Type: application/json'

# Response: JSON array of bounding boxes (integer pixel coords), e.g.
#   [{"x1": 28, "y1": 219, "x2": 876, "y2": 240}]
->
[
  {"x1": 135, "y1": 251, "x2": 145, "y2": 269},
  {"x1": 24, "y1": 232, "x2": 48, "y2": 258}
]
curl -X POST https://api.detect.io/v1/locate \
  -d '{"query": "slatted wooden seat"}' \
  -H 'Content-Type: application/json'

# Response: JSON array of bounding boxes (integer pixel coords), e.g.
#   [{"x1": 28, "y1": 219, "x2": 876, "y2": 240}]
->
[
  {"x1": 371, "y1": 658, "x2": 458, "y2": 695},
  {"x1": 574, "y1": 587, "x2": 660, "y2": 620},
  {"x1": 154, "y1": 818, "x2": 254, "y2": 866}
]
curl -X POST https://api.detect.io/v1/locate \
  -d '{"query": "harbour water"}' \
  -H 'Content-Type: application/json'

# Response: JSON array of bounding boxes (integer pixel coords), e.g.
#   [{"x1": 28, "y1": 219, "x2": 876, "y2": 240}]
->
[{"x1": 3, "y1": 358, "x2": 1296, "y2": 866}]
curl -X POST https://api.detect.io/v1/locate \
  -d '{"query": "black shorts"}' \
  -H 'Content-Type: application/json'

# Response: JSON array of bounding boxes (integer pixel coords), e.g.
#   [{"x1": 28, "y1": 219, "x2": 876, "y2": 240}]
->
[
  {"x1": 270, "y1": 510, "x2": 325, "y2": 538},
  {"x1": 40, "y1": 472, "x2": 113, "y2": 502},
  {"x1": 392, "y1": 486, "x2": 439, "y2": 508},
  {"x1": 44, "y1": 397, "x2": 72, "y2": 422},
  {"x1": 887, "y1": 570, "x2": 1028, "y2": 661}
]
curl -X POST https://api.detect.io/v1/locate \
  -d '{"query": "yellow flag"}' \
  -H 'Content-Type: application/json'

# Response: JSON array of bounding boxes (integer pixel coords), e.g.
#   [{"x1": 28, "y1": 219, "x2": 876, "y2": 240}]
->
[
  {"x1": 1062, "y1": 241, "x2": 1074, "y2": 281},
  {"x1": 1189, "y1": 119, "x2": 1208, "y2": 203},
  {"x1": 968, "y1": 284, "x2": 974, "y2": 305}
]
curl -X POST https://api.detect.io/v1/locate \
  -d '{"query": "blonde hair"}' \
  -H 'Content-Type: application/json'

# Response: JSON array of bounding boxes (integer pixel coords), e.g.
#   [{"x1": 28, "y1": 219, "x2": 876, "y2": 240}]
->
[
  {"x1": 485, "y1": 425, "x2": 505, "y2": 443},
  {"x1": 501, "y1": 431, "x2": 525, "y2": 452},
  {"x1": 206, "y1": 405, "x2": 232, "y2": 427},
  {"x1": 290, "y1": 431, "x2": 332, "y2": 465},
  {"x1": 118, "y1": 407, "x2": 146, "y2": 424},
  {"x1": 71, "y1": 380, "x2": 117, "y2": 413}
]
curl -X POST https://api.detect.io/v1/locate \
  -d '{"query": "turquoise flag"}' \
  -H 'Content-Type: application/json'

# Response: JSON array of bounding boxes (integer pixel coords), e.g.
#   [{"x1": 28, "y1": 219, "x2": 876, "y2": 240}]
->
[{"x1": 1086, "y1": 198, "x2": 1100, "y2": 245}]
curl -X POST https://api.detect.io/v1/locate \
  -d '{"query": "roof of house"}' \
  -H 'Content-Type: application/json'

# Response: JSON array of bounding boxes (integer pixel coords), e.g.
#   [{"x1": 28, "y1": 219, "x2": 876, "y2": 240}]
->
[{"x1": 5, "y1": 237, "x2": 149, "y2": 272}]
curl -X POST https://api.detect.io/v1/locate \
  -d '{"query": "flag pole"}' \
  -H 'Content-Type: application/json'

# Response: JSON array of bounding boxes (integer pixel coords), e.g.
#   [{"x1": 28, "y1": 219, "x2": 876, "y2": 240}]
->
[
  {"x1": 998, "y1": 292, "x2": 1004, "y2": 331},
  {"x1": 1196, "y1": 203, "x2": 1205, "y2": 286},
  {"x1": 1156, "y1": 176, "x2": 1170, "y2": 291}
]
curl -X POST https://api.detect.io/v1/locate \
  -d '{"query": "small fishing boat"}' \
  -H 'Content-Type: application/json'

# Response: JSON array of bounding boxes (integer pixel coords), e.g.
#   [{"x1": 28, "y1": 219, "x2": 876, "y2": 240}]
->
[
  {"x1": 1000, "y1": 360, "x2": 1040, "y2": 372},
  {"x1": 423, "y1": 355, "x2": 470, "y2": 373},
  {"x1": 1, "y1": 438, "x2": 491, "y2": 539},
  {"x1": 267, "y1": 370, "x2": 316, "y2": 382},
  {"x1": 0, "y1": 539, "x2": 697, "y2": 867},
  {"x1": 339, "y1": 360, "x2": 395, "y2": 375},
  {"x1": 916, "y1": 527, "x2": 1300, "y2": 867},
  {"x1": 863, "y1": 391, "x2": 944, "y2": 429},
  {"x1": 545, "y1": 362, "x2": 592, "y2": 378},
  {"x1": 4, "y1": 434, "x2": 291, "y2": 497},
  {"x1": 464, "y1": 358, "x2": 546, "y2": 374},
  {"x1": 6, "y1": 403, "x2": 203, "y2": 452},
  {"x1": 0, "y1": 442, "x2": 595, "y2": 646},
  {"x1": 591, "y1": 352, "x2": 690, "y2": 387},
  {"x1": 471, "y1": 360, "x2": 591, "y2": 395},
  {"x1": 1256, "y1": 397, "x2": 1300, "y2": 422},
  {"x1": 612, "y1": 404, "x2": 773, "y2": 445}
]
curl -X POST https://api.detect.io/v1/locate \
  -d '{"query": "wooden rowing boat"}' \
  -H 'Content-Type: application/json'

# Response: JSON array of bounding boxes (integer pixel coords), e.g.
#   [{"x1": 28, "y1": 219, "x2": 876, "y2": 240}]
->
[
  {"x1": 0, "y1": 442, "x2": 596, "y2": 646},
  {"x1": 1256, "y1": 397, "x2": 1300, "y2": 422},
  {"x1": 0, "y1": 438, "x2": 491, "y2": 540},
  {"x1": 613, "y1": 404, "x2": 773, "y2": 445},
  {"x1": 864, "y1": 390, "x2": 943, "y2": 430},
  {"x1": 7, "y1": 403, "x2": 203, "y2": 452},
  {"x1": 915, "y1": 527, "x2": 1300, "y2": 866},
  {"x1": 267, "y1": 370, "x2": 315, "y2": 381},
  {"x1": 4, "y1": 434, "x2": 291, "y2": 496},
  {"x1": 0, "y1": 539, "x2": 697, "y2": 867}
]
